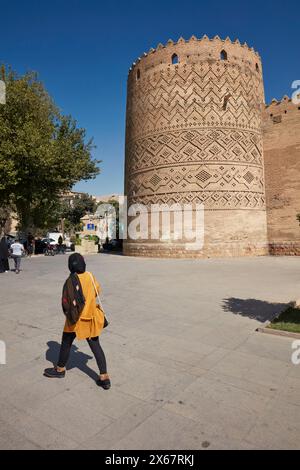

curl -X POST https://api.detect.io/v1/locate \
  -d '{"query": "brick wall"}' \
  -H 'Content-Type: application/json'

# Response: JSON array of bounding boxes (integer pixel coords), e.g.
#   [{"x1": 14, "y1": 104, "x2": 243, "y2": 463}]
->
[
  {"x1": 124, "y1": 35, "x2": 268, "y2": 257},
  {"x1": 263, "y1": 97, "x2": 300, "y2": 255}
]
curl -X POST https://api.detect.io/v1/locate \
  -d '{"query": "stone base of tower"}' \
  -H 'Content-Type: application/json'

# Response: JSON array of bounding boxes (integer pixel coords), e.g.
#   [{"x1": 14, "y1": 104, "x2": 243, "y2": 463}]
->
[
  {"x1": 123, "y1": 210, "x2": 268, "y2": 258},
  {"x1": 123, "y1": 242, "x2": 268, "y2": 258},
  {"x1": 268, "y1": 242, "x2": 300, "y2": 256}
]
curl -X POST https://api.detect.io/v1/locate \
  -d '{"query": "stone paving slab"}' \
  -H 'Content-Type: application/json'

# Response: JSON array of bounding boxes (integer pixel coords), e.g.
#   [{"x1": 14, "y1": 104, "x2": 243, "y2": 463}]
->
[
  {"x1": 1, "y1": 254, "x2": 300, "y2": 449},
  {"x1": 28, "y1": 389, "x2": 114, "y2": 443},
  {"x1": 0, "y1": 404, "x2": 79, "y2": 450},
  {"x1": 0, "y1": 418, "x2": 40, "y2": 450},
  {"x1": 245, "y1": 398, "x2": 300, "y2": 450},
  {"x1": 109, "y1": 408, "x2": 212, "y2": 450}
]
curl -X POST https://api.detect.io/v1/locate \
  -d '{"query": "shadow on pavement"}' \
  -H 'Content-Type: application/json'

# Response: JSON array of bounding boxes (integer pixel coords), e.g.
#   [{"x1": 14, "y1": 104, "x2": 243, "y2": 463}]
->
[
  {"x1": 222, "y1": 298, "x2": 289, "y2": 323},
  {"x1": 45, "y1": 341, "x2": 99, "y2": 381}
]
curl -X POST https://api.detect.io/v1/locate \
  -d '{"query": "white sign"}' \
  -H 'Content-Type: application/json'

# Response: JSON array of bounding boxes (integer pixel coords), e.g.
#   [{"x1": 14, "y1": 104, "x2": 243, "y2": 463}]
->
[{"x1": 0, "y1": 340, "x2": 6, "y2": 365}]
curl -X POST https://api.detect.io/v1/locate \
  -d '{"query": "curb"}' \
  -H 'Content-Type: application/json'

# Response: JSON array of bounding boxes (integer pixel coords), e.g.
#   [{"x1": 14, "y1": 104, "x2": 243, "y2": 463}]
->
[
  {"x1": 256, "y1": 326, "x2": 300, "y2": 340},
  {"x1": 256, "y1": 301, "x2": 300, "y2": 339}
]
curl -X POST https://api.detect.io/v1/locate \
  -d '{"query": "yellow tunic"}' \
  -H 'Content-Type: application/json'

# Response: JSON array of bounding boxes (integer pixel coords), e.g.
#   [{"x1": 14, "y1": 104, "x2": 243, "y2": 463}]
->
[{"x1": 63, "y1": 272, "x2": 105, "y2": 340}]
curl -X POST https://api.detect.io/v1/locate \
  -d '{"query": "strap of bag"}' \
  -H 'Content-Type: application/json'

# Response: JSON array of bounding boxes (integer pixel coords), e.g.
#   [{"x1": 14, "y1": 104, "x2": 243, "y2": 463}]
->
[{"x1": 88, "y1": 272, "x2": 104, "y2": 312}]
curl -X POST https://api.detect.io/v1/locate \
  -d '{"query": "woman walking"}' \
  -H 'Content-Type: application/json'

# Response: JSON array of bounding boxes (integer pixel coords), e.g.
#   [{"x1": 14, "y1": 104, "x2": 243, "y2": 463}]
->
[
  {"x1": 0, "y1": 236, "x2": 10, "y2": 272},
  {"x1": 44, "y1": 253, "x2": 110, "y2": 389}
]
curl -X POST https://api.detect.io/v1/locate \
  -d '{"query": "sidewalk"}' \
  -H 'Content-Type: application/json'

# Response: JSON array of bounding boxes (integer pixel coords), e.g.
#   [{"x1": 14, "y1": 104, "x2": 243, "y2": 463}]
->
[{"x1": 0, "y1": 254, "x2": 300, "y2": 449}]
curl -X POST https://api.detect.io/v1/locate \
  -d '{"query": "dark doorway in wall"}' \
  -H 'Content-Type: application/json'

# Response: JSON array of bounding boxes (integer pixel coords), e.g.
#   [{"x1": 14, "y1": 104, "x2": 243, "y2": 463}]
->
[{"x1": 220, "y1": 50, "x2": 228, "y2": 61}]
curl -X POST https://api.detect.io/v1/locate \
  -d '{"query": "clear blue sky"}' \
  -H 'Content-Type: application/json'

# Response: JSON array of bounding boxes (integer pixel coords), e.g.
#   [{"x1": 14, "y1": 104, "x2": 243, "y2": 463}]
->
[{"x1": 0, "y1": 0, "x2": 299, "y2": 196}]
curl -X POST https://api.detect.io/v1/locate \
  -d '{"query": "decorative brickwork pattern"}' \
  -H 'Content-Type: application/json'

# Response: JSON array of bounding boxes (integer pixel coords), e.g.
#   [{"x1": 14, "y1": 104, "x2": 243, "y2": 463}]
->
[
  {"x1": 126, "y1": 128, "x2": 265, "y2": 209},
  {"x1": 124, "y1": 36, "x2": 268, "y2": 257}
]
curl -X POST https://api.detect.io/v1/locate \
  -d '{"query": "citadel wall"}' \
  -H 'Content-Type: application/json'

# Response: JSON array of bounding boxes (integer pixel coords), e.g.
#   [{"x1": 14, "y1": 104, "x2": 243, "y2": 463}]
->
[
  {"x1": 124, "y1": 35, "x2": 268, "y2": 257},
  {"x1": 263, "y1": 97, "x2": 300, "y2": 255}
]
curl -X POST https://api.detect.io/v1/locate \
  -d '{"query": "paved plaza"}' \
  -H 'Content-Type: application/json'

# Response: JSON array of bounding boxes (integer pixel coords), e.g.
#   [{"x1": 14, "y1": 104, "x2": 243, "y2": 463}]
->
[{"x1": 0, "y1": 254, "x2": 300, "y2": 449}]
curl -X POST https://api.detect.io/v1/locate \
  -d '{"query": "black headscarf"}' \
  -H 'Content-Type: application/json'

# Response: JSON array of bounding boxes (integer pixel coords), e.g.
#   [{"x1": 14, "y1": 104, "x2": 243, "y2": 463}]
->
[
  {"x1": 62, "y1": 254, "x2": 86, "y2": 325},
  {"x1": 68, "y1": 253, "x2": 86, "y2": 274},
  {"x1": 0, "y1": 237, "x2": 9, "y2": 259}
]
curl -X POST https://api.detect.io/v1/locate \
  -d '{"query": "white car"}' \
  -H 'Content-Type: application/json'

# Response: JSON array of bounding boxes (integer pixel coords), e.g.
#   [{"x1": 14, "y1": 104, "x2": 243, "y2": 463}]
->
[
  {"x1": 46, "y1": 232, "x2": 64, "y2": 244},
  {"x1": 64, "y1": 237, "x2": 74, "y2": 251},
  {"x1": 41, "y1": 238, "x2": 57, "y2": 246}
]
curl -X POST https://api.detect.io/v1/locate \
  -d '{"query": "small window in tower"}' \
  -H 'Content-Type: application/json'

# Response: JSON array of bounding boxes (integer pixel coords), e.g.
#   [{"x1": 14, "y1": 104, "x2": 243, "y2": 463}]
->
[
  {"x1": 220, "y1": 50, "x2": 228, "y2": 61},
  {"x1": 273, "y1": 115, "x2": 282, "y2": 124},
  {"x1": 137, "y1": 69, "x2": 140, "y2": 80},
  {"x1": 256, "y1": 63, "x2": 259, "y2": 72},
  {"x1": 172, "y1": 53, "x2": 179, "y2": 64}
]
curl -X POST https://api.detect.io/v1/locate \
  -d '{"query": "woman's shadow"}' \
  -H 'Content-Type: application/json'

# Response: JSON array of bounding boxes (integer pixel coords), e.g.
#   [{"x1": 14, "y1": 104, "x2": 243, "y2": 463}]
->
[{"x1": 45, "y1": 341, "x2": 99, "y2": 381}]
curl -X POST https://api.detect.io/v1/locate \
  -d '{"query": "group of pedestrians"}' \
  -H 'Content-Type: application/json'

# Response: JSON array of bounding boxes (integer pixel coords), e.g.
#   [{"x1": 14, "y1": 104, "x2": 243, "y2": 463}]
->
[
  {"x1": 0, "y1": 236, "x2": 25, "y2": 274},
  {"x1": 1, "y1": 234, "x2": 111, "y2": 388}
]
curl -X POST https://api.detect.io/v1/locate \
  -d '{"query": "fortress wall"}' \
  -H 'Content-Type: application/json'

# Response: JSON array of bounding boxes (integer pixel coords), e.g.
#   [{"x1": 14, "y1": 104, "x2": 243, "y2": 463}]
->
[
  {"x1": 124, "y1": 35, "x2": 268, "y2": 257},
  {"x1": 263, "y1": 97, "x2": 300, "y2": 255}
]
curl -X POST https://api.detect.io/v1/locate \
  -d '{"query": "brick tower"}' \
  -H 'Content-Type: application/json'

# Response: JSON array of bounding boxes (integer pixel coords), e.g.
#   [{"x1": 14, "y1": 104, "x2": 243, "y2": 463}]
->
[{"x1": 124, "y1": 35, "x2": 268, "y2": 257}]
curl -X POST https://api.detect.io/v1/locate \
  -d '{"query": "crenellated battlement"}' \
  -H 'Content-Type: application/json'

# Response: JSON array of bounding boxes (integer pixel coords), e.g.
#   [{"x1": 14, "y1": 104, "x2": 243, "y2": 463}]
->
[
  {"x1": 128, "y1": 34, "x2": 261, "y2": 74},
  {"x1": 263, "y1": 95, "x2": 300, "y2": 125},
  {"x1": 265, "y1": 95, "x2": 291, "y2": 107},
  {"x1": 264, "y1": 95, "x2": 300, "y2": 109}
]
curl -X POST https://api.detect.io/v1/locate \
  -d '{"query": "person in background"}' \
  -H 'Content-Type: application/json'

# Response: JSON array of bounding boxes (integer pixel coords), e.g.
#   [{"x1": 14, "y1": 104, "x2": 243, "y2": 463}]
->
[
  {"x1": 58, "y1": 235, "x2": 63, "y2": 254},
  {"x1": 0, "y1": 239, "x2": 5, "y2": 273},
  {"x1": 10, "y1": 239, "x2": 25, "y2": 274},
  {"x1": 0, "y1": 236, "x2": 10, "y2": 272},
  {"x1": 44, "y1": 253, "x2": 110, "y2": 390},
  {"x1": 27, "y1": 232, "x2": 34, "y2": 256}
]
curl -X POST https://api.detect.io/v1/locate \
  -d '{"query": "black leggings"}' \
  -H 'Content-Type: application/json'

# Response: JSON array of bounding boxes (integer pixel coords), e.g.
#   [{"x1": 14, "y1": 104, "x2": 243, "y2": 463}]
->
[{"x1": 57, "y1": 332, "x2": 107, "y2": 374}]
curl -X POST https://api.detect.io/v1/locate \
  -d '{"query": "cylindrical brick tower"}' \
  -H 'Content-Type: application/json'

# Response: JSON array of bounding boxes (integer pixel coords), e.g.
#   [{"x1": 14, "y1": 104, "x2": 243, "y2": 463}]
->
[{"x1": 124, "y1": 35, "x2": 268, "y2": 257}]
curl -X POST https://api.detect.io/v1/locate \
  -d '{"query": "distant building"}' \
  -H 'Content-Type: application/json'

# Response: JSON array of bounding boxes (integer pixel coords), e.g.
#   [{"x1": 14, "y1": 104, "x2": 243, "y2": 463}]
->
[
  {"x1": 60, "y1": 190, "x2": 88, "y2": 207},
  {"x1": 81, "y1": 198, "x2": 119, "y2": 242},
  {"x1": 94, "y1": 194, "x2": 122, "y2": 204}
]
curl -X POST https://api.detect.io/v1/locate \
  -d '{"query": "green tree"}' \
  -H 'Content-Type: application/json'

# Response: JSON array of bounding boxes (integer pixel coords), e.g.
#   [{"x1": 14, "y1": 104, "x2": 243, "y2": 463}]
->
[
  {"x1": 0, "y1": 66, "x2": 100, "y2": 232},
  {"x1": 61, "y1": 193, "x2": 97, "y2": 232}
]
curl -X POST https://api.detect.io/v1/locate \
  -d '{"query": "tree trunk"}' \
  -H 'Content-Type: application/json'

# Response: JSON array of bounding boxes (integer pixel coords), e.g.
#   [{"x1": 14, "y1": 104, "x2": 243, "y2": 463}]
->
[
  {"x1": 15, "y1": 201, "x2": 32, "y2": 234},
  {"x1": 0, "y1": 206, "x2": 12, "y2": 236}
]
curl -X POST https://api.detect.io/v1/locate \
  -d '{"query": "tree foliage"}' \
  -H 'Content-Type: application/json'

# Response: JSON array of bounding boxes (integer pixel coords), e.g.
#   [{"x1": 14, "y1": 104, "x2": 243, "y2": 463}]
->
[
  {"x1": 60, "y1": 193, "x2": 97, "y2": 232},
  {"x1": 0, "y1": 65, "x2": 100, "y2": 232}
]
